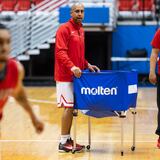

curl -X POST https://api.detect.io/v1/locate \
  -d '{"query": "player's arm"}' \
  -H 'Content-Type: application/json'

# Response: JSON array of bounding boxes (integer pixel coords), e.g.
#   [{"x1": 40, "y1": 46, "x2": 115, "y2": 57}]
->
[
  {"x1": 149, "y1": 48, "x2": 159, "y2": 84},
  {"x1": 55, "y1": 26, "x2": 75, "y2": 69},
  {"x1": 12, "y1": 61, "x2": 44, "y2": 133},
  {"x1": 56, "y1": 26, "x2": 82, "y2": 78}
]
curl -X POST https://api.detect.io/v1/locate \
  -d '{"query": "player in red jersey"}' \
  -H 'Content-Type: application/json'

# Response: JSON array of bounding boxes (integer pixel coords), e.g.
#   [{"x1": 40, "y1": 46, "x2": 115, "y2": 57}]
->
[
  {"x1": 150, "y1": 29, "x2": 160, "y2": 148},
  {"x1": 0, "y1": 23, "x2": 44, "y2": 133}
]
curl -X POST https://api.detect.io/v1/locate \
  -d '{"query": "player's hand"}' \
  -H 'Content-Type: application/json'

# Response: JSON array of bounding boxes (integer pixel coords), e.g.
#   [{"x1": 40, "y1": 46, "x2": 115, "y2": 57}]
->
[
  {"x1": 88, "y1": 63, "x2": 100, "y2": 72},
  {"x1": 31, "y1": 117, "x2": 44, "y2": 134},
  {"x1": 71, "y1": 66, "x2": 82, "y2": 78},
  {"x1": 149, "y1": 72, "x2": 157, "y2": 85}
]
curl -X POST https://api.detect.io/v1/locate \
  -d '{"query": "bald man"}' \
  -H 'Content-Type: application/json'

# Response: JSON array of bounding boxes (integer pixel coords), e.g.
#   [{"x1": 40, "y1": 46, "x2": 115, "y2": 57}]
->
[{"x1": 54, "y1": 3, "x2": 100, "y2": 152}]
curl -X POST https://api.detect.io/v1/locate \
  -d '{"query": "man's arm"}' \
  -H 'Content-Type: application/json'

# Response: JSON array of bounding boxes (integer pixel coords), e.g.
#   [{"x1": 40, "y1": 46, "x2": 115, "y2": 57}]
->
[
  {"x1": 71, "y1": 62, "x2": 100, "y2": 78},
  {"x1": 12, "y1": 61, "x2": 44, "y2": 133},
  {"x1": 55, "y1": 26, "x2": 75, "y2": 70},
  {"x1": 149, "y1": 48, "x2": 159, "y2": 84}
]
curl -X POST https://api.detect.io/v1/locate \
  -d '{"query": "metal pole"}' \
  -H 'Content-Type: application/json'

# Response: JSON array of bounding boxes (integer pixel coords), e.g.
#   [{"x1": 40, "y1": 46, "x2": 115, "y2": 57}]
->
[
  {"x1": 87, "y1": 116, "x2": 91, "y2": 150},
  {"x1": 72, "y1": 109, "x2": 78, "y2": 153},
  {"x1": 131, "y1": 108, "x2": 136, "y2": 151},
  {"x1": 120, "y1": 117, "x2": 124, "y2": 156},
  {"x1": 142, "y1": 0, "x2": 145, "y2": 25},
  {"x1": 155, "y1": 0, "x2": 160, "y2": 30}
]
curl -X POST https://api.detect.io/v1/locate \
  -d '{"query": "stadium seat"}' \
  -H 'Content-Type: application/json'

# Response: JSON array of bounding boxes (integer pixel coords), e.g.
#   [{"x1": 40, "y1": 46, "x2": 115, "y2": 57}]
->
[
  {"x1": 32, "y1": 0, "x2": 43, "y2": 5},
  {"x1": 138, "y1": 0, "x2": 154, "y2": 11},
  {"x1": 16, "y1": 0, "x2": 31, "y2": 11},
  {"x1": 0, "y1": 0, "x2": 17, "y2": 11},
  {"x1": 118, "y1": 0, "x2": 135, "y2": 11}
]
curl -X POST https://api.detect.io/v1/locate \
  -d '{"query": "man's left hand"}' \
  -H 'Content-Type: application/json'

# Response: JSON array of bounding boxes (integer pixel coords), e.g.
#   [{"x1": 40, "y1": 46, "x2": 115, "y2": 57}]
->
[{"x1": 88, "y1": 63, "x2": 100, "y2": 72}]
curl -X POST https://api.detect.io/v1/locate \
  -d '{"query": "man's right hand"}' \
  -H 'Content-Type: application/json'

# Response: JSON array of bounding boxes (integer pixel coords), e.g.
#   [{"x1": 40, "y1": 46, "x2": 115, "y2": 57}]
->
[
  {"x1": 71, "y1": 66, "x2": 82, "y2": 78},
  {"x1": 149, "y1": 72, "x2": 157, "y2": 85}
]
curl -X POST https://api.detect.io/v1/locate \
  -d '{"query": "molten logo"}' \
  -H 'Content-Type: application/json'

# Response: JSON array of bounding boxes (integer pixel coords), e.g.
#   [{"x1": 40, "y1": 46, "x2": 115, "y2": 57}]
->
[{"x1": 81, "y1": 86, "x2": 117, "y2": 95}]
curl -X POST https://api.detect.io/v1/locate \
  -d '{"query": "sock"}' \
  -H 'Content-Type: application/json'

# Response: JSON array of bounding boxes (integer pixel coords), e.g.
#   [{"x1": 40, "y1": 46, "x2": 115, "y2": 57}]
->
[{"x1": 60, "y1": 134, "x2": 70, "y2": 144}]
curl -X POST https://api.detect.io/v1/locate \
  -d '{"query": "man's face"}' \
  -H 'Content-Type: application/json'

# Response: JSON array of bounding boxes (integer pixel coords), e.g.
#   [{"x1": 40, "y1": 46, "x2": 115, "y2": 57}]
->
[
  {"x1": 0, "y1": 29, "x2": 11, "y2": 62},
  {"x1": 71, "y1": 5, "x2": 84, "y2": 24}
]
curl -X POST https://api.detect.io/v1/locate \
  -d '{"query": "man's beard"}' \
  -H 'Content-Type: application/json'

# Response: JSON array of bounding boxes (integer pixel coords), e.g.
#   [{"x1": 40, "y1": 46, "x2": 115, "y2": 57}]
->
[{"x1": 0, "y1": 62, "x2": 7, "y2": 81}]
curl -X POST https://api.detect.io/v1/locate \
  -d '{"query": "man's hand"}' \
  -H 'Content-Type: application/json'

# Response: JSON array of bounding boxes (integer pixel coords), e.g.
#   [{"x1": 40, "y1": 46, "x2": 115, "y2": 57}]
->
[
  {"x1": 71, "y1": 66, "x2": 82, "y2": 78},
  {"x1": 31, "y1": 117, "x2": 44, "y2": 134},
  {"x1": 88, "y1": 63, "x2": 100, "y2": 72},
  {"x1": 149, "y1": 72, "x2": 157, "y2": 85},
  {"x1": 149, "y1": 49, "x2": 159, "y2": 85}
]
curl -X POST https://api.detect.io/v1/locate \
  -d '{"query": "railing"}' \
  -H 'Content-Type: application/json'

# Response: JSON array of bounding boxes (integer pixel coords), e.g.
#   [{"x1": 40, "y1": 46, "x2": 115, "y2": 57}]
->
[
  {"x1": 29, "y1": 0, "x2": 67, "y2": 49},
  {"x1": 3, "y1": 0, "x2": 68, "y2": 58},
  {"x1": 2, "y1": 0, "x2": 116, "y2": 58}
]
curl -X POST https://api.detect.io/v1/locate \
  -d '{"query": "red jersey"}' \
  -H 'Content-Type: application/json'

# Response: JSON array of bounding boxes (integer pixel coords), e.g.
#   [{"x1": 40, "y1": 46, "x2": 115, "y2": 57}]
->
[
  {"x1": 54, "y1": 18, "x2": 88, "y2": 82},
  {"x1": 0, "y1": 58, "x2": 18, "y2": 119},
  {"x1": 151, "y1": 29, "x2": 160, "y2": 74}
]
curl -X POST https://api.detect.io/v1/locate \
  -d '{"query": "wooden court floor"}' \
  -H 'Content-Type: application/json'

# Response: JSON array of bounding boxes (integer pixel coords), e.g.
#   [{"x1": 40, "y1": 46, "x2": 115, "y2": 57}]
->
[{"x1": 0, "y1": 87, "x2": 159, "y2": 160}]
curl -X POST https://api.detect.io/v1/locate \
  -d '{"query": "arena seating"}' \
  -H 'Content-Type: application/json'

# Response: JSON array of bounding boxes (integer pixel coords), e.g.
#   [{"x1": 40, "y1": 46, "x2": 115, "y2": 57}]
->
[
  {"x1": 118, "y1": 0, "x2": 135, "y2": 11},
  {"x1": 0, "y1": 0, "x2": 17, "y2": 11},
  {"x1": 0, "y1": 0, "x2": 44, "y2": 11},
  {"x1": 0, "y1": 0, "x2": 155, "y2": 12},
  {"x1": 32, "y1": 0, "x2": 43, "y2": 5},
  {"x1": 138, "y1": 0, "x2": 154, "y2": 11},
  {"x1": 16, "y1": 0, "x2": 31, "y2": 11},
  {"x1": 118, "y1": 0, "x2": 154, "y2": 11}
]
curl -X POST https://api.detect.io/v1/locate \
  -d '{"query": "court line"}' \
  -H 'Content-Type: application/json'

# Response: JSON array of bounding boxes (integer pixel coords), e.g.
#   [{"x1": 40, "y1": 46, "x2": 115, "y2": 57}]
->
[
  {"x1": 29, "y1": 98, "x2": 57, "y2": 104},
  {"x1": 9, "y1": 97, "x2": 158, "y2": 111},
  {"x1": 9, "y1": 97, "x2": 56, "y2": 104},
  {"x1": 0, "y1": 140, "x2": 156, "y2": 143}
]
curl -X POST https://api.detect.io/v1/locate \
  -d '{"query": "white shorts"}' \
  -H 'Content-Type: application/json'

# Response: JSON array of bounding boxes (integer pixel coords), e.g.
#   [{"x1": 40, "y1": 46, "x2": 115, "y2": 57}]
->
[{"x1": 56, "y1": 82, "x2": 74, "y2": 108}]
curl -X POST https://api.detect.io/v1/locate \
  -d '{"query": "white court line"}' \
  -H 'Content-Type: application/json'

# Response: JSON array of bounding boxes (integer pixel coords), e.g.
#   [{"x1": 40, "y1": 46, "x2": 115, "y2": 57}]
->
[
  {"x1": 21, "y1": 99, "x2": 160, "y2": 111},
  {"x1": 9, "y1": 97, "x2": 56, "y2": 104},
  {"x1": 28, "y1": 98, "x2": 57, "y2": 104},
  {"x1": 0, "y1": 140, "x2": 156, "y2": 143},
  {"x1": 8, "y1": 97, "x2": 158, "y2": 111}
]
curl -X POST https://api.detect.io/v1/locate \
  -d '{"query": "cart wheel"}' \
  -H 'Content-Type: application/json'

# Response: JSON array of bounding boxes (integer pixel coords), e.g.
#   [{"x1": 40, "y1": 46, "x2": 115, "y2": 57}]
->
[
  {"x1": 86, "y1": 145, "x2": 90, "y2": 150},
  {"x1": 72, "y1": 150, "x2": 76, "y2": 154},
  {"x1": 121, "y1": 151, "x2": 123, "y2": 156},
  {"x1": 131, "y1": 146, "x2": 135, "y2": 151}
]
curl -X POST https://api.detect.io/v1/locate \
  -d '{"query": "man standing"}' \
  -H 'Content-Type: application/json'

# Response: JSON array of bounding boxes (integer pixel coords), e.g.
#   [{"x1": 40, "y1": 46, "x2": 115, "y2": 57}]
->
[
  {"x1": 149, "y1": 28, "x2": 160, "y2": 148},
  {"x1": 54, "y1": 3, "x2": 99, "y2": 152},
  {"x1": 0, "y1": 23, "x2": 44, "y2": 134}
]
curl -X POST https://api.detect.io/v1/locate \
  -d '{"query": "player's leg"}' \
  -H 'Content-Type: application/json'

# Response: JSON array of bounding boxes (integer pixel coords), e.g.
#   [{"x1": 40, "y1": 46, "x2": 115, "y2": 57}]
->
[
  {"x1": 156, "y1": 75, "x2": 160, "y2": 148},
  {"x1": 56, "y1": 82, "x2": 85, "y2": 152}
]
